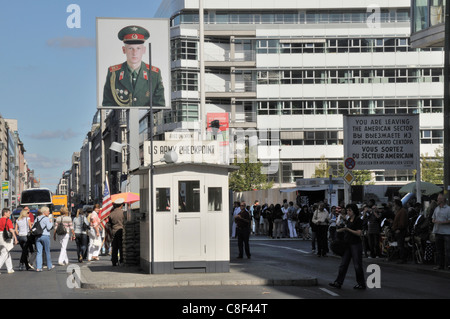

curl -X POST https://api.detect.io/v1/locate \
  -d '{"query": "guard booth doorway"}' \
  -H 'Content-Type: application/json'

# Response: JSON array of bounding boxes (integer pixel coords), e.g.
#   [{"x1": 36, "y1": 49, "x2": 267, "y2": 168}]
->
[{"x1": 173, "y1": 177, "x2": 206, "y2": 264}]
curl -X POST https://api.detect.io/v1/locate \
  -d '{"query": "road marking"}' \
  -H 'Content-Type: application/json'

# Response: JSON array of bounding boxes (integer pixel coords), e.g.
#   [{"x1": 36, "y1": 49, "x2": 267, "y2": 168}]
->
[
  {"x1": 319, "y1": 288, "x2": 340, "y2": 297},
  {"x1": 255, "y1": 243, "x2": 309, "y2": 254}
]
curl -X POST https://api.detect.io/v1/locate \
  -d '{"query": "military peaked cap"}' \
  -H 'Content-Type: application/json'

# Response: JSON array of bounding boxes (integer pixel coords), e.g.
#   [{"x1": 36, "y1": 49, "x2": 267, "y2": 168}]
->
[{"x1": 118, "y1": 25, "x2": 150, "y2": 44}]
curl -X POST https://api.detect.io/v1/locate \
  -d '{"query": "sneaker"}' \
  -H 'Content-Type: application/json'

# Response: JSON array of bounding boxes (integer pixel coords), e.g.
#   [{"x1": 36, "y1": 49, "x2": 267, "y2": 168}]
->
[
  {"x1": 7, "y1": 269, "x2": 14, "y2": 274},
  {"x1": 329, "y1": 282, "x2": 342, "y2": 289}
]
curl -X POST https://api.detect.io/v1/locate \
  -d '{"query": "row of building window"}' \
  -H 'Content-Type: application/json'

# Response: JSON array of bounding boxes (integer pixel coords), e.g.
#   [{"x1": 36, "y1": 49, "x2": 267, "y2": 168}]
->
[
  {"x1": 169, "y1": 37, "x2": 443, "y2": 62},
  {"x1": 257, "y1": 68, "x2": 443, "y2": 85},
  {"x1": 171, "y1": 9, "x2": 410, "y2": 26},
  {"x1": 170, "y1": 67, "x2": 444, "y2": 92},
  {"x1": 278, "y1": 129, "x2": 442, "y2": 146},
  {"x1": 257, "y1": 99, "x2": 443, "y2": 115},
  {"x1": 162, "y1": 98, "x2": 443, "y2": 124},
  {"x1": 257, "y1": 38, "x2": 443, "y2": 54}
]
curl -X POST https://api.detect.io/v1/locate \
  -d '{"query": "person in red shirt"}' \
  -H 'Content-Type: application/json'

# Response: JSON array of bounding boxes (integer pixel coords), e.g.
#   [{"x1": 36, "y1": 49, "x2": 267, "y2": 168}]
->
[{"x1": 0, "y1": 208, "x2": 18, "y2": 273}]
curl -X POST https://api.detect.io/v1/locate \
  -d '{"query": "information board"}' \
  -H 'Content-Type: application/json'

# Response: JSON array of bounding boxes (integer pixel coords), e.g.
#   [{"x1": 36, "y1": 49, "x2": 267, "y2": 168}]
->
[{"x1": 343, "y1": 115, "x2": 419, "y2": 170}]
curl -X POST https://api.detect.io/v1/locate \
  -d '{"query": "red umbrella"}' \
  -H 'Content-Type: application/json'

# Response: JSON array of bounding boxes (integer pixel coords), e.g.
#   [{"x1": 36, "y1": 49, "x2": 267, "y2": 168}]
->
[{"x1": 111, "y1": 192, "x2": 140, "y2": 204}]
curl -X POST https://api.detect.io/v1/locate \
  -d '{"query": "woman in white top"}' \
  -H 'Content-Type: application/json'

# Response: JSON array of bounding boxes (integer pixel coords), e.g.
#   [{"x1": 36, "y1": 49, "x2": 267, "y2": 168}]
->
[
  {"x1": 53, "y1": 207, "x2": 74, "y2": 265},
  {"x1": 15, "y1": 209, "x2": 33, "y2": 271},
  {"x1": 87, "y1": 206, "x2": 101, "y2": 261}
]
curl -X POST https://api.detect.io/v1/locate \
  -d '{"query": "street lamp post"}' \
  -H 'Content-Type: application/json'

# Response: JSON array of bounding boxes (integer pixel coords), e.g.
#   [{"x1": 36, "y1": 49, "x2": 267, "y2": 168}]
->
[{"x1": 444, "y1": 1, "x2": 450, "y2": 198}]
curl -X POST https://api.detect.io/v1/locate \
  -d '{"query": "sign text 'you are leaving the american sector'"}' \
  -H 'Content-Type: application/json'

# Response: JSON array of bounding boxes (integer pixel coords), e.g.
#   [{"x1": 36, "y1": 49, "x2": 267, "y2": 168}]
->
[{"x1": 344, "y1": 115, "x2": 419, "y2": 170}]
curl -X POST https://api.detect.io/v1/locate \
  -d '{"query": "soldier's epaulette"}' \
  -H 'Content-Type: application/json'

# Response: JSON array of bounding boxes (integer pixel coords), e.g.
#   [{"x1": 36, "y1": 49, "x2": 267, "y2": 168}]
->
[
  {"x1": 146, "y1": 64, "x2": 160, "y2": 73},
  {"x1": 109, "y1": 64, "x2": 123, "y2": 72}
]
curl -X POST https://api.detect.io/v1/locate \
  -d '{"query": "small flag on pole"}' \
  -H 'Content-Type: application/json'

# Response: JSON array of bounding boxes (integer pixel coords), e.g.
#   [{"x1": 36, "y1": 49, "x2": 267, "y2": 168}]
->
[
  {"x1": 99, "y1": 175, "x2": 113, "y2": 252},
  {"x1": 99, "y1": 176, "x2": 113, "y2": 225}
]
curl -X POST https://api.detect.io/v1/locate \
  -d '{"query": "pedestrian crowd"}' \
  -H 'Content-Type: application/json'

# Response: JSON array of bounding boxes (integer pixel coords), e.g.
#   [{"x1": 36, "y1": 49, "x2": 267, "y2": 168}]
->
[
  {"x1": 232, "y1": 194, "x2": 450, "y2": 275},
  {"x1": 0, "y1": 198, "x2": 127, "y2": 274}
]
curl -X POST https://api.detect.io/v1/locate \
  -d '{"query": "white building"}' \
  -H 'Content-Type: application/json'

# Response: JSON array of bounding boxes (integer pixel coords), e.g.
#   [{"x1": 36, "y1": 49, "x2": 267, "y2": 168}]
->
[{"x1": 149, "y1": 0, "x2": 444, "y2": 187}]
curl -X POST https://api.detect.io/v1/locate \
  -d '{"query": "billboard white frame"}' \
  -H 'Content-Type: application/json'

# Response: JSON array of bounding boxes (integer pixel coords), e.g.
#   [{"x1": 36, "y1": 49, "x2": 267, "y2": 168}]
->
[{"x1": 96, "y1": 17, "x2": 171, "y2": 110}]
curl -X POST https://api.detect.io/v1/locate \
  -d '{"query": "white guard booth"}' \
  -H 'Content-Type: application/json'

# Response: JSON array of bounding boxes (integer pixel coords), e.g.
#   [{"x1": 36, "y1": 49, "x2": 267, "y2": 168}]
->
[{"x1": 136, "y1": 162, "x2": 236, "y2": 274}]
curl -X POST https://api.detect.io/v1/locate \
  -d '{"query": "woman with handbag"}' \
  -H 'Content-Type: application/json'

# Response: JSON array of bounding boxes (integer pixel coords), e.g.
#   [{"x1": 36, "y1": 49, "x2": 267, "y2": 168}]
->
[
  {"x1": 329, "y1": 203, "x2": 366, "y2": 290},
  {"x1": 73, "y1": 208, "x2": 89, "y2": 263},
  {"x1": 53, "y1": 207, "x2": 74, "y2": 266},
  {"x1": 87, "y1": 206, "x2": 101, "y2": 261},
  {"x1": 0, "y1": 208, "x2": 18, "y2": 274},
  {"x1": 14, "y1": 209, "x2": 33, "y2": 270}
]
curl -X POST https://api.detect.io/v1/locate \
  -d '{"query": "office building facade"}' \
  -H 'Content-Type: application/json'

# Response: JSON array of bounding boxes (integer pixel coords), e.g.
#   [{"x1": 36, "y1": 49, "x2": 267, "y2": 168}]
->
[{"x1": 151, "y1": 0, "x2": 444, "y2": 187}]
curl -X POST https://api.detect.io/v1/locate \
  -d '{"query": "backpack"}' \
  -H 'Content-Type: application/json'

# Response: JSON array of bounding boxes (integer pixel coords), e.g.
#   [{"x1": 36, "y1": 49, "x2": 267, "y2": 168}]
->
[
  {"x1": 31, "y1": 217, "x2": 44, "y2": 237},
  {"x1": 56, "y1": 217, "x2": 67, "y2": 235},
  {"x1": 288, "y1": 206, "x2": 298, "y2": 221}
]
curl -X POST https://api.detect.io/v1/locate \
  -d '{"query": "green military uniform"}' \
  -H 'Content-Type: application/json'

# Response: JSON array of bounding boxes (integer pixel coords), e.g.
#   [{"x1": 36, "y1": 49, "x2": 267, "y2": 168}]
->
[
  {"x1": 102, "y1": 25, "x2": 166, "y2": 107},
  {"x1": 102, "y1": 61, "x2": 165, "y2": 107}
]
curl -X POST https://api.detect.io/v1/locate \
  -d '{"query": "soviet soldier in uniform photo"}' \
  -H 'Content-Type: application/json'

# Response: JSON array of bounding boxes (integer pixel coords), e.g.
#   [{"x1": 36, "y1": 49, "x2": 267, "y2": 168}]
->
[{"x1": 102, "y1": 25, "x2": 165, "y2": 107}]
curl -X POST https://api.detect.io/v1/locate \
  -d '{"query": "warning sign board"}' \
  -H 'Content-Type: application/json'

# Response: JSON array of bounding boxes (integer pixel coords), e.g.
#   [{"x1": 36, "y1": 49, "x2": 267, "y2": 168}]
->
[
  {"x1": 343, "y1": 115, "x2": 419, "y2": 170},
  {"x1": 344, "y1": 171, "x2": 355, "y2": 185}
]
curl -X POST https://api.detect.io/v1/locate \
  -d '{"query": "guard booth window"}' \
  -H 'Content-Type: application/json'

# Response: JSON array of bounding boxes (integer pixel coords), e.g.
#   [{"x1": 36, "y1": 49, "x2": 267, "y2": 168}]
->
[
  {"x1": 156, "y1": 188, "x2": 171, "y2": 212},
  {"x1": 208, "y1": 187, "x2": 222, "y2": 212},
  {"x1": 178, "y1": 181, "x2": 200, "y2": 212}
]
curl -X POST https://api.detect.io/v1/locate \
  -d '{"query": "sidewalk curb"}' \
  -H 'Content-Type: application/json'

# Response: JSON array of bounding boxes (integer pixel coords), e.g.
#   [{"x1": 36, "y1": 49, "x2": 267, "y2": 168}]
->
[{"x1": 78, "y1": 263, "x2": 318, "y2": 289}]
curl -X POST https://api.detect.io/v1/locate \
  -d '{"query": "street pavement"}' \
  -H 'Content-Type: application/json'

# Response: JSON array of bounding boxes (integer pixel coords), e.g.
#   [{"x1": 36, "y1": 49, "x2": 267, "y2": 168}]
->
[
  {"x1": 77, "y1": 237, "x2": 450, "y2": 289},
  {"x1": 79, "y1": 238, "x2": 318, "y2": 289}
]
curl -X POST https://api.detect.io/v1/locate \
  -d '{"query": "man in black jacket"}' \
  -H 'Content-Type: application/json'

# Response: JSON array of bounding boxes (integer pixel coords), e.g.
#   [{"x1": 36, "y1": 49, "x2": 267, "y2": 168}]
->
[{"x1": 235, "y1": 202, "x2": 252, "y2": 259}]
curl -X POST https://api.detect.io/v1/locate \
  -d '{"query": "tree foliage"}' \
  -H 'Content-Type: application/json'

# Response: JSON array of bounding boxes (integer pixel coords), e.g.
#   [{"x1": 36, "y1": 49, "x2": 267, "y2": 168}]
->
[
  {"x1": 421, "y1": 146, "x2": 443, "y2": 185},
  {"x1": 229, "y1": 156, "x2": 273, "y2": 192}
]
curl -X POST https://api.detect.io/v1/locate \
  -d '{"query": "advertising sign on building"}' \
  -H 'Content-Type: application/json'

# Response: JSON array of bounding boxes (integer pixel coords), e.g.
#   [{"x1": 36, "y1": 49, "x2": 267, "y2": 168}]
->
[
  {"x1": 96, "y1": 18, "x2": 170, "y2": 109},
  {"x1": 2, "y1": 181, "x2": 8, "y2": 199},
  {"x1": 206, "y1": 113, "x2": 230, "y2": 146},
  {"x1": 343, "y1": 115, "x2": 419, "y2": 170}
]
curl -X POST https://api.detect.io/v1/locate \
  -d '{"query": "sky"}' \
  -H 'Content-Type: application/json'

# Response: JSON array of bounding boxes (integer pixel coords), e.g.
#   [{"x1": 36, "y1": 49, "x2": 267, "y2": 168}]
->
[{"x1": 0, "y1": 0, "x2": 163, "y2": 192}]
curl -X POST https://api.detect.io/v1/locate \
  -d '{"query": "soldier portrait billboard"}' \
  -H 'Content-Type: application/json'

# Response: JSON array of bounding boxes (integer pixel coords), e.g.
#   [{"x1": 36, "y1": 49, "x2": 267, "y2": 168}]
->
[{"x1": 96, "y1": 18, "x2": 170, "y2": 109}]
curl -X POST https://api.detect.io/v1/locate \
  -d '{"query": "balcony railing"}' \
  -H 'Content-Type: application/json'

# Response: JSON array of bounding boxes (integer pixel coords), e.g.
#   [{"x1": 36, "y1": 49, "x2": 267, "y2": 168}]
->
[
  {"x1": 205, "y1": 80, "x2": 256, "y2": 93},
  {"x1": 204, "y1": 50, "x2": 256, "y2": 62}
]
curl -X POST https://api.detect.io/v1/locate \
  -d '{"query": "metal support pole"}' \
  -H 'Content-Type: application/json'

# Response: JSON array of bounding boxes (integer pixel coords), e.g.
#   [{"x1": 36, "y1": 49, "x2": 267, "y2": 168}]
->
[
  {"x1": 444, "y1": 1, "x2": 450, "y2": 199},
  {"x1": 149, "y1": 43, "x2": 155, "y2": 274},
  {"x1": 199, "y1": 0, "x2": 206, "y2": 141}
]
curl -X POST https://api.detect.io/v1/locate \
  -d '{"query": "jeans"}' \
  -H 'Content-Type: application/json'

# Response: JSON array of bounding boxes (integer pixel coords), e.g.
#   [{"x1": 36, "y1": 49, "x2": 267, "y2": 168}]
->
[
  {"x1": 273, "y1": 219, "x2": 282, "y2": 238},
  {"x1": 335, "y1": 242, "x2": 365, "y2": 286},
  {"x1": 288, "y1": 220, "x2": 298, "y2": 238},
  {"x1": 36, "y1": 235, "x2": 52, "y2": 270},
  {"x1": 75, "y1": 233, "x2": 88, "y2": 260},
  {"x1": 435, "y1": 234, "x2": 450, "y2": 268}
]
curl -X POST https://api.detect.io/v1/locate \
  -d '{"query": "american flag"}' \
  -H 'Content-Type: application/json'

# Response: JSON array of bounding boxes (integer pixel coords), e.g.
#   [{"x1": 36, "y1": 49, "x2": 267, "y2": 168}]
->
[
  {"x1": 99, "y1": 176, "x2": 113, "y2": 251},
  {"x1": 99, "y1": 177, "x2": 113, "y2": 225}
]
